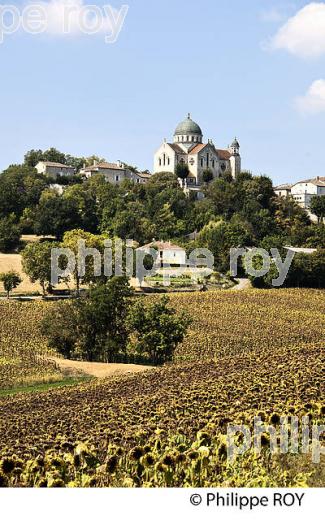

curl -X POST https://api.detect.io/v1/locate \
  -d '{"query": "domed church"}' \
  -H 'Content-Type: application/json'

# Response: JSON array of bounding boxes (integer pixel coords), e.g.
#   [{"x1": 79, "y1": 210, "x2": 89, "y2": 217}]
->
[{"x1": 153, "y1": 114, "x2": 241, "y2": 189}]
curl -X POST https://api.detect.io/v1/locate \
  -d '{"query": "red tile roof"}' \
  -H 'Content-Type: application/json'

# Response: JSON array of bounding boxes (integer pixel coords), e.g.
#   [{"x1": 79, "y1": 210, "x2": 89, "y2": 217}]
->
[
  {"x1": 167, "y1": 143, "x2": 186, "y2": 154},
  {"x1": 215, "y1": 149, "x2": 231, "y2": 160},
  {"x1": 189, "y1": 143, "x2": 207, "y2": 154},
  {"x1": 42, "y1": 162, "x2": 74, "y2": 169},
  {"x1": 83, "y1": 162, "x2": 125, "y2": 172},
  {"x1": 293, "y1": 176, "x2": 325, "y2": 187}
]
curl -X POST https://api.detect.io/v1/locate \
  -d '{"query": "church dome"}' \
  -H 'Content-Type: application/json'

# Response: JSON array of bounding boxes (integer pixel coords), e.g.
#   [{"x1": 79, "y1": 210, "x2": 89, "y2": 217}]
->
[{"x1": 174, "y1": 114, "x2": 202, "y2": 136}]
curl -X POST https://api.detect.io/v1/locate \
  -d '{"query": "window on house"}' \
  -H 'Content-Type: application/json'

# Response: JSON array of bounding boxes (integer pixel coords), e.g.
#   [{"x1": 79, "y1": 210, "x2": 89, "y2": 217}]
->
[{"x1": 115, "y1": 175, "x2": 119, "y2": 182}]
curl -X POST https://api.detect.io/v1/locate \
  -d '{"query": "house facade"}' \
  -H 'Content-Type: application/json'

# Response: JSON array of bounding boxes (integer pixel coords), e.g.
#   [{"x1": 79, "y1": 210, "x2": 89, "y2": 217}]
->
[
  {"x1": 290, "y1": 177, "x2": 325, "y2": 209},
  {"x1": 138, "y1": 241, "x2": 186, "y2": 268},
  {"x1": 36, "y1": 161, "x2": 76, "y2": 178},
  {"x1": 80, "y1": 161, "x2": 151, "y2": 185},
  {"x1": 153, "y1": 114, "x2": 241, "y2": 188},
  {"x1": 274, "y1": 184, "x2": 293, "y2": 198}
]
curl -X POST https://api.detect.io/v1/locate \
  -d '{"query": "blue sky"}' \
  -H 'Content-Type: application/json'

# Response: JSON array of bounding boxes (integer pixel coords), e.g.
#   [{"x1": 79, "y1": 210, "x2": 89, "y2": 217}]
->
[{"x1": 1, "y1": 0, "x2": 325, "y2": 185}]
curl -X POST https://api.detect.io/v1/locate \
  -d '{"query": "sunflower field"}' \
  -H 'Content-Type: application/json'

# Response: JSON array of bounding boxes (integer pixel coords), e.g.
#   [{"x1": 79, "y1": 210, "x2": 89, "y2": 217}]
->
[
  {"x1": 0, "y1": 302, "x2": 62, "y2": 390},
  {"x1": 0, "y1": 289, "x2": 324, "y2": 487}
]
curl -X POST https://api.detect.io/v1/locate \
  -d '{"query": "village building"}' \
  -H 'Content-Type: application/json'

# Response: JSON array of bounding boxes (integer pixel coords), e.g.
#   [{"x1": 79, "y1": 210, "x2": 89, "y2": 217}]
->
[
  {"x1": 274, "y1": 184, "x2": 293, "y2": 198},
  {"x1": 290, "y1": 176, "x2": 325, "y2": 210},
  {"x1": 80, "y1": 161, "x2": 150, "y2": 185},
  {"x1": 153, "y1": 114, "x2": 241, "y2": 193},
  {"x1": 275, "y1": 177, "x2": 325, "y2": 210},
  {"x1": 36, "y1": 161, "x2": 76, "y2": 178},
  {"x1": 137, "y1": 241, "x2": 186, "y2": 268}
]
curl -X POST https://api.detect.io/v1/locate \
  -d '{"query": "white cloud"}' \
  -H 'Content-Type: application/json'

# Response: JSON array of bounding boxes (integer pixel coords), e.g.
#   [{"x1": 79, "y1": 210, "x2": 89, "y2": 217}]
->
[
  {"x1": 268, "y1": 2, "x2": 325, "y2": 58},
  {"x1": 295, "y1": 79, "x2": 325, "y2": 114}
]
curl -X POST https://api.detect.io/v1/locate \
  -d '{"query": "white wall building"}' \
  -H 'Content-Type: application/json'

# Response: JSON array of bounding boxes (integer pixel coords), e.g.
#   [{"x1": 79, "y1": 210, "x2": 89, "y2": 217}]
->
[
  {"x1": 290, "y1": 177, "x2": 325, "y2": 209},
  {"x1": 36, "y1": 161, "x2": 76, "y2": 178},
  {"x1": 138, "y1": 241, "x2": 186, "y2": 268},
  {"x1": 80, "y1": 161, "x2": 150, "y2": 185},
  {"x1": 274, "y1": 184, "x2": 292, "y2": 197},
  {"x1": 153, "y1": 114, "x2": 241, "y2": 189}
]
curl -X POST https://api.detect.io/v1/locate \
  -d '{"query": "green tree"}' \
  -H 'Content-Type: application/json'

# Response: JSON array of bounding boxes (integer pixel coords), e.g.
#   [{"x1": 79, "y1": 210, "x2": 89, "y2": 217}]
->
[
  {"x1": 202, "y1": 168, "x2": 213, "y2": 184},
  {"x1": 24, "y1": 149, "x2": 44, "y2": 168},
  {"x1": 21, "y1": 241, "x2": 60, "y2": 296},
  {"x1": 0, "y1": 214, "x2": 21, "y2": 253},
  {"x1": 63, "y1": 183, "x2": 99, "y2": 233},
  {"x1": 154, "y1": 203, "x2": 185, "y2": 240},
  {"x1": 33, "y1": 193, "x2": 82, "y2": 239},
  {"x1": 0, "y1": 166, "x2": 48, "y2": 219},
  {"x1": 127, "y1": 296, "x2": 191, "y2": 365},
  {"x1": 0, "y1": 271, "x2": 22, "y2": 299},
  {"x1": 310, "y1": 196, "x2": 325, "y2": 223},
  {"x1": 197, "y1": 218, "x2": 252, "y2": 272},
  {"x1": 175, "y1": 162, "x2": 190, "y2": 186},
  {"x1": 41, "y1": 277, "x2": 132, "y2": 361},
  {"x1": 61, "y1": 229, "x2": 108, "y2": 294},
  {"x1": 42, "y1": 148, "x2": 67, "y2": 164},
  {"x1": 306, "y1": 224, "x2": 325, "y2": 248}
]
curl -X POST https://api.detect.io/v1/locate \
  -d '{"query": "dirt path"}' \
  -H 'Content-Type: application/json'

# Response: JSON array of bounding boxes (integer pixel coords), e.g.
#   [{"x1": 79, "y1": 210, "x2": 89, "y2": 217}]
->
[
  {"x1": 232, "y1": 278, "x2": 252, "y2": 291},
  {"x1": 49, "y1": 357, "x2": 153, "y2": 379}
]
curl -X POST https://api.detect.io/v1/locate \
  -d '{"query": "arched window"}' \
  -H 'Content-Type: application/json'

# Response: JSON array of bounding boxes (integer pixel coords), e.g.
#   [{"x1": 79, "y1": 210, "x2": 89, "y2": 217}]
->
[{"x1": 159, "y1": 158, "x2": 162, "y2": 166}]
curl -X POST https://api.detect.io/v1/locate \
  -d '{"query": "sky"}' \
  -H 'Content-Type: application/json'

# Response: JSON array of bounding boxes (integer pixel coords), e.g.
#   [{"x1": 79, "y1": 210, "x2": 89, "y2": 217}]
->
[{"x1": 1, "y1": 0, "x2": 325, "y2": 185}]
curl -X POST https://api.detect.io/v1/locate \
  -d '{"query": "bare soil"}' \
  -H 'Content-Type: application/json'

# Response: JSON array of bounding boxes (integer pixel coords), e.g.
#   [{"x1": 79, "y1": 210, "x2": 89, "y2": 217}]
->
[{"x1": 49, "y1": 357, "x2": 153, "y2": 379}]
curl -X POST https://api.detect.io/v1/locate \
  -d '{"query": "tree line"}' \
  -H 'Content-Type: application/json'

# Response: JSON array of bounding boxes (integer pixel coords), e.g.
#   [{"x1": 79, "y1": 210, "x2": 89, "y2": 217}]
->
[{"x1": 0, "y1": 148, "x2": 324, "y2": 290}]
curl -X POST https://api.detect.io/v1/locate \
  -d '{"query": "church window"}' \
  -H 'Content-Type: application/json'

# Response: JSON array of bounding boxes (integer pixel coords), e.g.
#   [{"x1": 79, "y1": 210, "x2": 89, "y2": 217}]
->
[
  {"x1": 200, "y1": 158, "x2": 204, "y2": 167},
  {"x1": 167, "y1": 157, "x2": 170, "y2": 165},
  {"x1": 212, "y1": 160, "x2": 215, "y2": 168},
  {"x1": 159, "y1": 158, "x2": 161, "y2": 166}
]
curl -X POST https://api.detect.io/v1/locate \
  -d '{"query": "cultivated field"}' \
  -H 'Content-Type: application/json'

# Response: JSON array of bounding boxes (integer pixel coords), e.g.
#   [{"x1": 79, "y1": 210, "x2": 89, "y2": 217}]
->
[
  {"x1": 0, "y1": 254, "x2": 42, "y2": 294},
  {"x1": 0, "y1": 289, "x2": 324, "y2": 487},
  {"x1": 0, "y1": 302, "x2": 62, "y2": 389}
]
